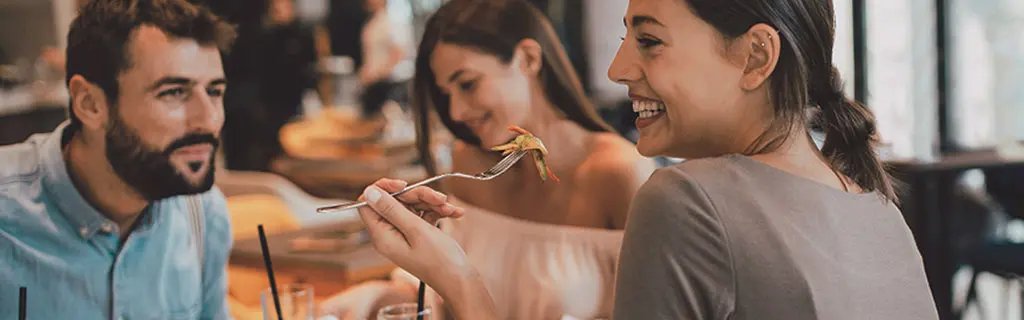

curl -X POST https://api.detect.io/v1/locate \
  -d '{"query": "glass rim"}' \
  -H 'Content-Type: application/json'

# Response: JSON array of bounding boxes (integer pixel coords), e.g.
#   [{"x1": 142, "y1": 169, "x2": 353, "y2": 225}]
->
[{"x1": 377, "y1": 302, "x2": 432, "y2": 317}]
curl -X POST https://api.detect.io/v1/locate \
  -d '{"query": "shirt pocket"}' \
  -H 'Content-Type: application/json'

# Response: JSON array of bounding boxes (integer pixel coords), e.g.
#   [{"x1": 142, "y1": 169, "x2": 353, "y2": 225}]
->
[
  {"x1": 166, "y1": 302, "x2": 201, "y2": 320},
  {"x1": 141, "y1": 271, "x2": 201, "y2": 320},
  {"x1": 149, "y1": 246, "x2": 203, "y2": 319}
]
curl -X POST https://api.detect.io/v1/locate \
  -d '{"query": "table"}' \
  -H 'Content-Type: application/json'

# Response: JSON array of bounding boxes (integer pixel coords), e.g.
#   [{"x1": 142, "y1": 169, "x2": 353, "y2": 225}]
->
[
  {"x1": 271, "y1": 110, "x2": 427, "y2": 199},
  {"x1": 229, "y1": 221, "x2": 395, "y2": 307},
  {"x1": 889, "y1": 150, "x2": 1024, "y2": 320}
]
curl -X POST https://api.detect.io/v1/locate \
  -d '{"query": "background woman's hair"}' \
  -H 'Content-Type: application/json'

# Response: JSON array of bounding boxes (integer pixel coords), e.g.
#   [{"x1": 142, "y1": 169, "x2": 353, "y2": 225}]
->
[
  {"x1": 412, "y1": 0, "x2": 613, "y2": 175},
  {"x1": 682, "y1": 0, "x2": 896, "y2": 200}
]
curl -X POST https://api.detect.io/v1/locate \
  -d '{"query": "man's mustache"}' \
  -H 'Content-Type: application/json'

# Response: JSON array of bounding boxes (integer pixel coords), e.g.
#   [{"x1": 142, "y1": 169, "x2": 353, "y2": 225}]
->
[{"x1": 163, "y1": 133, "x2": 220, "y2": 156}]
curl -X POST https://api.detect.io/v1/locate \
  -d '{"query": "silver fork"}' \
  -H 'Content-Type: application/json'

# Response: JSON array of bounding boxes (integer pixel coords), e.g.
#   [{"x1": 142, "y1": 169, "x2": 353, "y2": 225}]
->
[{"x1": 316, "y1": 150, "x2": 529, "y2": 213}]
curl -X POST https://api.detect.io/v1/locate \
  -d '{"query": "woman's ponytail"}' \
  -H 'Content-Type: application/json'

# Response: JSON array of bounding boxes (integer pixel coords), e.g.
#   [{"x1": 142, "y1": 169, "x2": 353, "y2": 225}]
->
[{"x1": 815, "y1": 66, "x2": 896, "y2": 201}]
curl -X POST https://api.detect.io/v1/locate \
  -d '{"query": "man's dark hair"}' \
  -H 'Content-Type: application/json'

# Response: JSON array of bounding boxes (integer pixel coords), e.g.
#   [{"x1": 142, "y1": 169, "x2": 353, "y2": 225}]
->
[{"x1": 65, "y1": 0, "x2": 237, "y2": 132}]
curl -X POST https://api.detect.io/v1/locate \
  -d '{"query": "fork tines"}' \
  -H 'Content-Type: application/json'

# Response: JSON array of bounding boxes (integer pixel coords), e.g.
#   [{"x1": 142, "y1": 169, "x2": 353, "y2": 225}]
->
[{"x1": 488, "y1": 150, "x2": 527, "y2": 175}]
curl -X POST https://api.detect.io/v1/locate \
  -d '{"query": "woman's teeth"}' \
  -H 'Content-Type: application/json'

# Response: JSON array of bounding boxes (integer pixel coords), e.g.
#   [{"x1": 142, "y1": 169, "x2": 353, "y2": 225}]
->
[{"x1": 632, "y1": 100, "x2": 666, "y2": 119}]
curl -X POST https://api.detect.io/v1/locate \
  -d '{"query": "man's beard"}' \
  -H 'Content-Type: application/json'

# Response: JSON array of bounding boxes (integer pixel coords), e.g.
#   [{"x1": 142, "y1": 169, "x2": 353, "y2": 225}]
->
[{"x1": 105, "y1": 113, "x2": 219, "y2": 201}]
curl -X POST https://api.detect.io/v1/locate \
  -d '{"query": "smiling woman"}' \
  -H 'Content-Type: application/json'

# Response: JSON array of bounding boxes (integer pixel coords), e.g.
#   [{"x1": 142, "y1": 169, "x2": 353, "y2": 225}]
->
[
  {"x1": 343, "y1": 0, "x2": 940, "y2": 319},
  {"x1": 318, "y1": 0, "x2": 656, "y2": 319},
  {"x1": 606, "y1": 0, "x2": 933, "y2": 317},
  {"x1": 411, "y1": 0, "x2": 613, "y2": 166}
]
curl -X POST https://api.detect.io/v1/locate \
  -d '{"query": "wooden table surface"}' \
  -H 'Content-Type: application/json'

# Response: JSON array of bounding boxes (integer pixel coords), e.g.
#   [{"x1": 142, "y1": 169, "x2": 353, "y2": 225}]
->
[{"x1": 228, "y1": 222, "x2": 395, "y2": 308}]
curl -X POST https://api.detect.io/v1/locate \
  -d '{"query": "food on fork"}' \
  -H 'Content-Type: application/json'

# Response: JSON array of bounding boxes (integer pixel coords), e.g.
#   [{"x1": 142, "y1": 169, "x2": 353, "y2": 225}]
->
[{"x1": 490, "y1": 125, "x2": 560, "y2": 182}]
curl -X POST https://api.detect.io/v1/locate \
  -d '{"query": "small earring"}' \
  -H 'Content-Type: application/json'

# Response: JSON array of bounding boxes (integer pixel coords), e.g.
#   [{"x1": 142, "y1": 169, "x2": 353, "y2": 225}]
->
[{"x1": 759, "y1": 42, "x2": 766, "y2": 47}]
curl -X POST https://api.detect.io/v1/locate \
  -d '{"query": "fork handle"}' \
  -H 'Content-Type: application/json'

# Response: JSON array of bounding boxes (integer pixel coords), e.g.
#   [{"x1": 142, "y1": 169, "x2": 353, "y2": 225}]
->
[{"x1": 316, "y1": 174, "x2": 454, "y2": 213}]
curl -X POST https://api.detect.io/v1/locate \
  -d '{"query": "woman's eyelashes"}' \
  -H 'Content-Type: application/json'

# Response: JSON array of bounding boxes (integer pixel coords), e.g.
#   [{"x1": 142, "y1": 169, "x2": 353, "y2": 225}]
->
[
  {"x1": 457, "y1": 78, "x2": 478, "y2": 92},
  {"x1": 618, "y1": 34, "x2": 664, "y2": 50},
  {"x1": 637, "y1": 36, "x2": 663, "y2": 49}
]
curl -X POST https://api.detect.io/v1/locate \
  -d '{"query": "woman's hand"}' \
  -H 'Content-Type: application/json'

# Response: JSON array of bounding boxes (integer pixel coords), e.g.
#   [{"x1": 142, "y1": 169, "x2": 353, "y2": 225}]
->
[
  {"x1": 356, "y1": 179, "x2": 499, "y2": 320},
  {"x1": 363, "y1": 178, "x2": 464, "y2": 225},
  {"x1": 356, "y1": 178, "x2": 471, "y2": 289}
]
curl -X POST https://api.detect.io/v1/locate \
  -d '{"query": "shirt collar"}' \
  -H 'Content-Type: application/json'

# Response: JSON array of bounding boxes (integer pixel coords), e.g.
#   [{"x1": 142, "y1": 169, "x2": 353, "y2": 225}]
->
[{"x1": 39, "y1": 122, "x2": 128, "y2": 239}]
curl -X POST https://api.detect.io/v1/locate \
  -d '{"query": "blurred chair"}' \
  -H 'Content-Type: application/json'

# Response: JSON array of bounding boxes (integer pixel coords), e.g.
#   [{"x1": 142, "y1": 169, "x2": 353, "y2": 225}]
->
[
  {"x1": 957, "y1": 167, "x2": 1024, "y2": 320},
  {"x1": 961, "y1": 242, "x2": 1024, "y2": 320}
]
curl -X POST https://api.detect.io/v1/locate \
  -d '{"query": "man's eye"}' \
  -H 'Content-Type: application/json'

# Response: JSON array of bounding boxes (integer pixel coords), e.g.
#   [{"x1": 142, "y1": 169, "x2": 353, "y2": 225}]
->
[
  {"x1": 158, "y1": 87, "x2": 187, "y2": 98},
  {"x1": 207, "y1": 88, "x2": 225, "y2": 97}
]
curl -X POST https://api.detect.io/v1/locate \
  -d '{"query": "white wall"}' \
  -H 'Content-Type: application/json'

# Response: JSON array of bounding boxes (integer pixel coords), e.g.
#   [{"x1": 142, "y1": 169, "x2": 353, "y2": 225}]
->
[
  {"x1": 52, "y1": 0, "x2": 76, "y2": 49},
  {"x1": 833, "y1": 0, "x2": 855, "y2": 96},
  {"x1": 867, "y1": 0, "x2": 938, "y2": 160},
  {"x1": 950, "y1": 0, "x2": 1024, "y2": 149},
  {"x1": 583, "y1": 0, "x2": 629, "y2": 106}
]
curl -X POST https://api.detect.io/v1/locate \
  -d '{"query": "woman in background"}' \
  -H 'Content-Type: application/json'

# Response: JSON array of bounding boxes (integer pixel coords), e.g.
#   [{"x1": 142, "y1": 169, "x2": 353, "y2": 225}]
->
[
  {"x1": 321, "y1": 0, "x2": 654, "y2": 319},
  {"x1": 352, "y1": 0, "x2": 939, "y2": 318},
  {"x1": 358, "y1": 0, "x2": 412, "y2": 117}
]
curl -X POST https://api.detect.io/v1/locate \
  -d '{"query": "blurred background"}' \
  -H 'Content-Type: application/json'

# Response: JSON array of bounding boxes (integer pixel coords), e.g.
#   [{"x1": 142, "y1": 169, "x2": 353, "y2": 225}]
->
[{"x1": 1, "y1": 0, "x2": 1021, "y2": 319}]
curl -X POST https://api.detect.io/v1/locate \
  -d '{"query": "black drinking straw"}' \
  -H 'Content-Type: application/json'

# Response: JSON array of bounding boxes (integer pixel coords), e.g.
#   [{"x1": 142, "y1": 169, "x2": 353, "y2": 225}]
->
[
  {"x1": 258, "y1": 225, "x2": 284, "y2": 320},
  {"x1": 18, "y1": 287, "x2": 26, "y2": 320},
  {"x1": 416, "y1": 281, "x2": 426, "y2": 320}
]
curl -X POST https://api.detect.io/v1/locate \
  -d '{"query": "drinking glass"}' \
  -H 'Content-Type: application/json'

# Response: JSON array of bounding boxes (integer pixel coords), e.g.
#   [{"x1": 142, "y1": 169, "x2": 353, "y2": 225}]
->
[
  {"x1": 261, "y1": 283, "x2": 315, "y2": 320},
  {"x1": 377, "y1": 303, "x2": 432, "y2": 320}
]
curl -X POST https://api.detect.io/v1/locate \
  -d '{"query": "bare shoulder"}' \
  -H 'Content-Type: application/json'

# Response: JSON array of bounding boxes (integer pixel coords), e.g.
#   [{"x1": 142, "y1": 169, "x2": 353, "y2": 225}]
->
[
  {"x1": 576, "y1": 133, "x2": 657, "y2": 228},
  {"x1": 578, "y1": 133, "x2": 655, "y2": 184}
]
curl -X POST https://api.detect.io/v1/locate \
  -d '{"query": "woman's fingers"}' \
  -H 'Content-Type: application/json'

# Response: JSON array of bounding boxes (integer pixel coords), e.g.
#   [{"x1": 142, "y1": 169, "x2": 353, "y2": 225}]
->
[
  {"x1": 410, "y1": 203, "x2": 465, "y2": 223},
  {"x1": 373, "y1": 178, "x2": 449, "y2": 208},
  {"x1": 363, "y1": 186, "x2": 432, "y2": 238},
  {"x1": 373, "y1": 178, "x2": 409, "y2": 193},
  {"x1": 357, "y1": 179, "x2": 464, "y2": 257},
  {"x1": 396, "y1": 186, "x2": 449, "y2": 208},
  {"x1": 371, "y1": 178, "x2": 462, "y2": 219},
  {"x1": 357, "y1": 205, "x2": 404, "y2": 250}
]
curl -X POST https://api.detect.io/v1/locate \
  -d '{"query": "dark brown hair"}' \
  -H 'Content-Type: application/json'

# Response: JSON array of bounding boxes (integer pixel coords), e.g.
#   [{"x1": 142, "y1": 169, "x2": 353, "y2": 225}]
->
[
  {"x1": 683, "y1": 0, "x2": 896, "y2": 200},
  {"x1": 413, "y1": 0, "x2": 613, "y2": 175},
  {"x1": 65, "y1": 0, "x2": 236, "y2": 132}
]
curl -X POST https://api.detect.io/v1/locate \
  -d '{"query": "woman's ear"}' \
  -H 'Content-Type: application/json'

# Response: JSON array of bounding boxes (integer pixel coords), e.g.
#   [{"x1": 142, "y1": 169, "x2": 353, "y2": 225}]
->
[
  {"x1": 513, "y1": 38, "x2": 544, "y2": 76},
  {"x1": 737, "y1": 23, "x2": 781, "y2": 91}
]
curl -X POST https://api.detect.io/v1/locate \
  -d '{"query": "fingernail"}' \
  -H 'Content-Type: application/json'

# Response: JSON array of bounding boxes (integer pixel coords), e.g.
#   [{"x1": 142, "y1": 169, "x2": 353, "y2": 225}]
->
[
  {"x1": 435, "y1": 191, "x2": 448, "y2": 200},
  {"x1": 365, "y1": 186, "x2": 382, "y2": 203}
]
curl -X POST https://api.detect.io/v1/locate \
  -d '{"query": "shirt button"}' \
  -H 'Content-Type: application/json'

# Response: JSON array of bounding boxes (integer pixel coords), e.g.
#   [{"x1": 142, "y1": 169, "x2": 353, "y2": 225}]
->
[
  {"x1": 101, "y1": 224, "x2": 114, "y2": 233},
  {"x1": 79, "y1": 227, "x2": 88, "y2": 237}
]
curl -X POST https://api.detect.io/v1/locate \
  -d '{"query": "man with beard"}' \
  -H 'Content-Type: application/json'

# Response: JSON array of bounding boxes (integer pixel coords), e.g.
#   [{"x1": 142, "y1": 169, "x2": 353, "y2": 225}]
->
[{"x1": 0, "y1": 0, "x2": 237, "y2": 318}]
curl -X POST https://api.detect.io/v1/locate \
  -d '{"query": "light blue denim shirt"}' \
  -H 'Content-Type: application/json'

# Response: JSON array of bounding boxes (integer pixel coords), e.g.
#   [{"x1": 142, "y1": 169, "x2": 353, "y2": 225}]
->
[{"x1": 0, "y1": 122, "x2": 232, "y2": 320}]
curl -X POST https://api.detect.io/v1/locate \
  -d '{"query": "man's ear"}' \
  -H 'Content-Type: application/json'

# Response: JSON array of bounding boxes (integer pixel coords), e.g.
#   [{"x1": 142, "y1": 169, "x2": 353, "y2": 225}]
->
[{"x1": 68, "y1": 75, "x2": 111, "y2": 130}]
